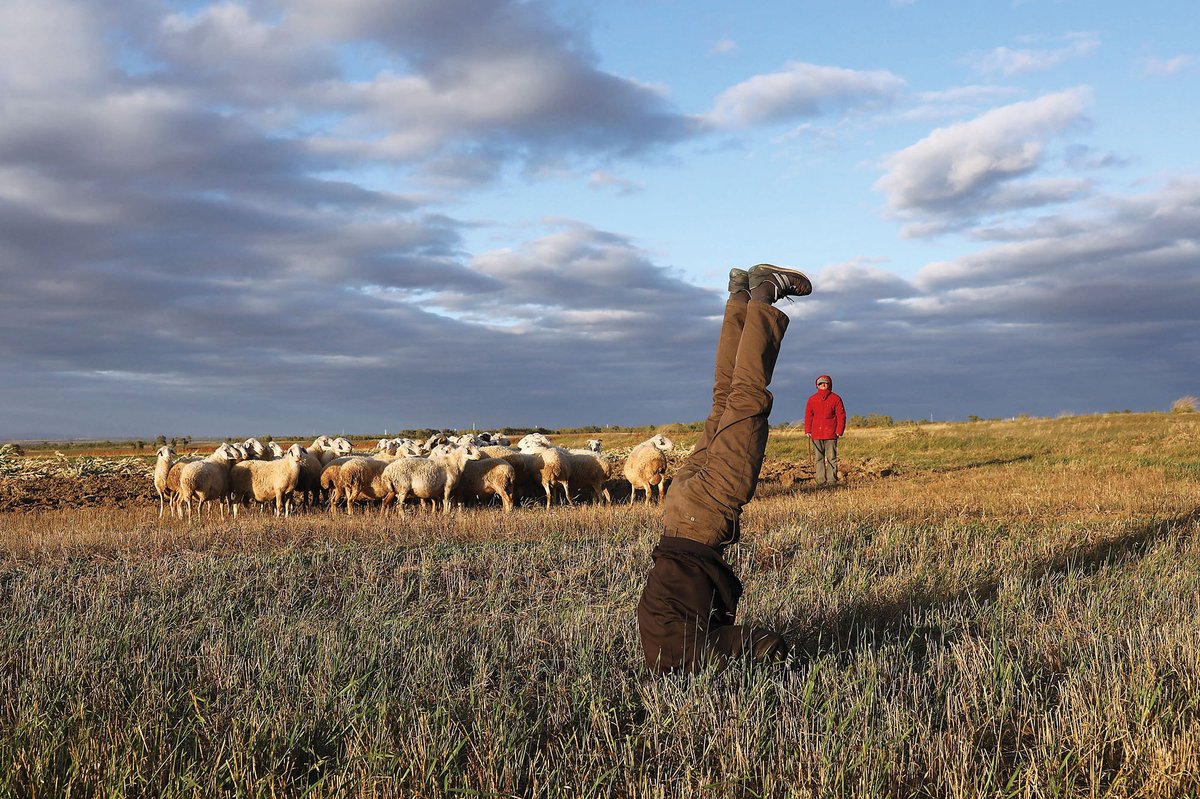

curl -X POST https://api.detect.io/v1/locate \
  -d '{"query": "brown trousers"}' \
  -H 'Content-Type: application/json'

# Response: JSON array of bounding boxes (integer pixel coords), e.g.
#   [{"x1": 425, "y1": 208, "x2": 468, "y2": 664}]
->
[
  {"x1": 637, "y1": 299, "x2": 790, "y2": 674},
  {"x1": 663, "y1": 299, "x2": 789, "y2": 547}
]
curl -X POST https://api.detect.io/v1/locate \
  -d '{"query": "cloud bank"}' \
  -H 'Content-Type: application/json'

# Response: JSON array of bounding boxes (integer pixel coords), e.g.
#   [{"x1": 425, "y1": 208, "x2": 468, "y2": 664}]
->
[{"x1": 0, "y1": 2, "x2": 1195, "y2": 437}]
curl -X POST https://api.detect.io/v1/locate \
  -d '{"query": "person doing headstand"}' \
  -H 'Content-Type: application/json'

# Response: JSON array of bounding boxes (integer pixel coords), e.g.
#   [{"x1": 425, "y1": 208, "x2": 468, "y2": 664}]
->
[{"x1": 637, "y1": 263, "x2": 812, "y2": 675}]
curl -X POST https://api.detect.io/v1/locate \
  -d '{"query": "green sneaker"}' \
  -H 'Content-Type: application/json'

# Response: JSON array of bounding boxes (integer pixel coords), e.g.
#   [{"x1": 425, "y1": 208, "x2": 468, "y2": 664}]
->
[{"x1": 748, "y1": 263, "x2": 813, "y2": 302}]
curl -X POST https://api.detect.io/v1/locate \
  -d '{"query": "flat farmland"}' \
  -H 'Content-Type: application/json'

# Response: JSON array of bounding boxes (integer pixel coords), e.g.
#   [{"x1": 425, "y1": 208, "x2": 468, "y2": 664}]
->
[{"x1": 2, "y1": 414, "x2": 1198, "y2": 797}]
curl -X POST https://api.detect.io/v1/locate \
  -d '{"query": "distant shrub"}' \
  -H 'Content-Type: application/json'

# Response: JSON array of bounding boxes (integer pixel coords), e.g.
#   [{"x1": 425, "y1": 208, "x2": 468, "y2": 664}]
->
[
  {"x1": 0, "y1": 443, "x2": 24, "y2": 457},
  {"x1": 1171, "y1": 396, "x2": 1198, "y2": 414},
  {"x1": 849, "y1": 414, "x2": 894, "y2": 428}
]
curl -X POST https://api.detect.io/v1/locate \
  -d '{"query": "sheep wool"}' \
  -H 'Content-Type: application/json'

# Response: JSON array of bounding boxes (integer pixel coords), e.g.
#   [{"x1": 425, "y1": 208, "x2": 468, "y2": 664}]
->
[
  {"x1": 457, "y1": 457, "x2": 516, "y2": 512},
  {"x1": 177, "y1": 443, "x2": 240, "y2": 520},
  {"x1": 623, "y1": 434, "x2": 675, "y2": 505},
  {"x1": 382, "y1": 446, "x2": 481, "y2": 514},
  {"x1": 229, "y1": 443, "x2": 306, "y2": 517}
]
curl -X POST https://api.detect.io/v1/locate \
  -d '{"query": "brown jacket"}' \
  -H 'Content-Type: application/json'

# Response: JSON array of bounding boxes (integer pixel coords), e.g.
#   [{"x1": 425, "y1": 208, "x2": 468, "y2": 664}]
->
[{"x1": 637, "y1": 535, "x2": 742, "y2": 673}]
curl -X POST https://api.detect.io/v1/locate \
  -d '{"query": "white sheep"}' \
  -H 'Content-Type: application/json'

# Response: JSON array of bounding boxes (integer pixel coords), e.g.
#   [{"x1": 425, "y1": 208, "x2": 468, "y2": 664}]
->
[
  {"x1": 623, "y1": 434, "x2": 675, "y2": 505},
  {"x1": 320, "y1": 455, "x2": 365, "y2": 513},
  {"x1": 229, "y1": 443, "x2": 306, "y2": 517},
  {"x1": 337, "y1": 456, "x2": 395, "y2": 515},
  {"x1": 456, "y1": 457, "x2": 516, "y2": 512},
  {"x1": 393, "y1": 439, "x2": 426, "y2": 457},
  {"x1": 163, "y1": 444, "x2": 226, "y2": 515},
  {"x1": 566, "y1": 440, "x2": 613, "y2": 504},
  {"x1": 382, "y1": 445, "x2": 481, "y2": 514},
  {"x1": 153, "y1": 445, "x2": 176, "y2": 518},
  {"x1": 423, "y1": 433, "x2": 450, "y2": 451},
  {"x1": 517, "y1": 433, "x2": 553, "y2": 450},
  {"x1": 479, "y1": 446, "x2": 542, "y2": 505},
  {"x1": 297, "y1": 435, "x2": 344, "y2": 507},
  {"x1": 516, "y1": 436, "x2": 573, "y2": 508},
  {"x1": 241, "y1": 438, "x2": 267, "y2": 459},
  {"x1": 177, "y1": 443, "x2": 240, "y2": 520}
]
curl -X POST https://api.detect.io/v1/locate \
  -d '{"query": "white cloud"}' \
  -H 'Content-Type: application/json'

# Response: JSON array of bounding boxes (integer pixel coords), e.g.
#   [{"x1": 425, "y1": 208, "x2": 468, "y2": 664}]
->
[
  {"x1": 588, "y1": 171, "x2": 643, "y2": 195},
  {"x1": 876, "y1": 89, "x2": 1092, "y2": 226},
  {"x1": 706, "y1": 62, "x2": 906, "y2": 129},
  {"x1": 901, "y1": 85, "x2": 1023, "y2": 122},
  {"x1": 711, "y1": 38, "x2": 738, "y2": 56},
  {"x1": 967, "y1": 32, "x2": 1099, "y2": 76},
  {"x1": 1139, "y1": 54, "x2": 1195, "y2": 77}
]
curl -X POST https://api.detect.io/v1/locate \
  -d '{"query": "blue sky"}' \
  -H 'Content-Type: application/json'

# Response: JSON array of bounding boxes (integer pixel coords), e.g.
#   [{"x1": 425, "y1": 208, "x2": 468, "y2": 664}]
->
[{"x1": 1, "y1": 0, "x2": 1197, "y2": 438}]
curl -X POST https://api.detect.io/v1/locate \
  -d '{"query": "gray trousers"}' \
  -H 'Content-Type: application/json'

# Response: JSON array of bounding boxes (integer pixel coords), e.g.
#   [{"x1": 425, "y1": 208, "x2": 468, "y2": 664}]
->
[{"x1": 811, "y1": 437, "x2": 838, "y2": 484}]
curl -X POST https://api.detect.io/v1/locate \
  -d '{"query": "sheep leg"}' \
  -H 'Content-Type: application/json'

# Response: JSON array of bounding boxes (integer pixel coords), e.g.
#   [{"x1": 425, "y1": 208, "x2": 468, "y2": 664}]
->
[{"x1": 560, "y1": 481, "x2": 573, "y2": 505}]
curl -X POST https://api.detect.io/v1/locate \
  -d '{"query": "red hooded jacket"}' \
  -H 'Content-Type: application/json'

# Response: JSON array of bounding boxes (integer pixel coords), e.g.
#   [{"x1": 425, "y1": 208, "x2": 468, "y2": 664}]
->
[{"x1": 804, "y1": 374, "x2": 846, "y2": 439}]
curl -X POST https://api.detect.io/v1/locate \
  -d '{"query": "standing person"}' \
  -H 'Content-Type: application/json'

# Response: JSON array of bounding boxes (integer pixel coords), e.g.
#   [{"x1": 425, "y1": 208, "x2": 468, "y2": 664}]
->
[
  {"x1": 804, "y1": 374, "x2": 846, "y2": 486},
  {"x1": 637, "y1": 263, "x2": 812, "y2": 675}
]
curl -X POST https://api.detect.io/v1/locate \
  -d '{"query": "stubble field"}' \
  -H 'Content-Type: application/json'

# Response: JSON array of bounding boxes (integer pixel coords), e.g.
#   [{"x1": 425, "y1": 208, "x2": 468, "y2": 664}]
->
[{"x1": 2, "y1": 413, "x2": 1199, "y2": 798}]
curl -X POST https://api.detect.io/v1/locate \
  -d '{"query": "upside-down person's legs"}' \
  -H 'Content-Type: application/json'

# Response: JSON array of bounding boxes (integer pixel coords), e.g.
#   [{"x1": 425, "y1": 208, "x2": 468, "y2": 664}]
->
[
  {"x1": 639, "y1": 265, "x2": 809, "y2": 675},
  {"x1": 641, "y1": 301, "x2": 791, "y2": 674},
  {"x1": 662, "y1": 299, "x2": 790, "y2": 547},
  {"x1": 671, "y1": 298, "x2": 747, "y2": 487}
]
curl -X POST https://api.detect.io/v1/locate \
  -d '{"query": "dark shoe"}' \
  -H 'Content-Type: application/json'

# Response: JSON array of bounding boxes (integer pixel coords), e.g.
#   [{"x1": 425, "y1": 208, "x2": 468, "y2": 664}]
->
[
  {"x1": 727, "y1": 268, "x2": 749, "y2": 294},
  {"x1": 748, "y1": 263, "x2": 812, "y2": 302}
]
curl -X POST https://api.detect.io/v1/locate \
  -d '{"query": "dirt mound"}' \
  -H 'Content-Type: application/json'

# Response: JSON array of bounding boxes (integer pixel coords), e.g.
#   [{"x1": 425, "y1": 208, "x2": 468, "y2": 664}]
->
[
  {"x1": 0, "y1": 456, "x2": 155, "y2": 512},
  {"x1": 0, "y1": 473, "x2": 154, "y2": 512},
  {"x1": 756, "y1": 457, "x2": 898, "y2": 487}
]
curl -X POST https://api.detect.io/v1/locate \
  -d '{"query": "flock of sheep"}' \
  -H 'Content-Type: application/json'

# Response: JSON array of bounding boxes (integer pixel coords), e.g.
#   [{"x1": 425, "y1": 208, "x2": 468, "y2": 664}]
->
[{"x1": 155, "y1": 432, "x2": 677, "y2": 519}]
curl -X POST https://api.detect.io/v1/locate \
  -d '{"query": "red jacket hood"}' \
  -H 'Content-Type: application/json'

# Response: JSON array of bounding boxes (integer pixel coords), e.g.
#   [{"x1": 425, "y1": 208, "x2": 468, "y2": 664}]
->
[{"x1": 815, "y1": 374, "x2": 832, "y2": 389}]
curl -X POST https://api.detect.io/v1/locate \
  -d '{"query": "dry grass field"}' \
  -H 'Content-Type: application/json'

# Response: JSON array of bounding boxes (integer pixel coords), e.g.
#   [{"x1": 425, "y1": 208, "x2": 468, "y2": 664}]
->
[{"x1": 2, "y1": 413, "x2": 1199, "y2": 797}]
